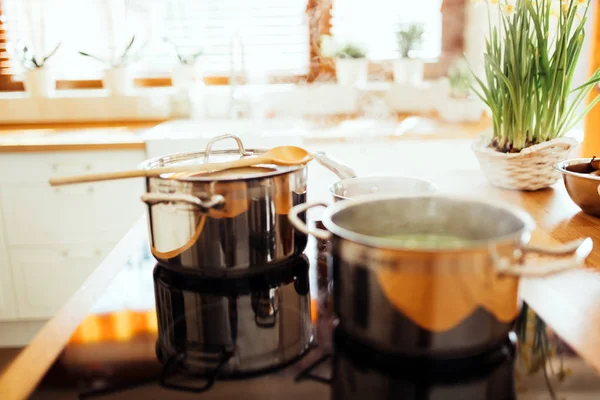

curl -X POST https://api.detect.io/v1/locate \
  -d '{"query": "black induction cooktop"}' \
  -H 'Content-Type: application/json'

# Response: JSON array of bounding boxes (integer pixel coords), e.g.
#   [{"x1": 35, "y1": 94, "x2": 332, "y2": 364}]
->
[{"x1": 26, "y1": 233, "x2": 600, "y2": 400}]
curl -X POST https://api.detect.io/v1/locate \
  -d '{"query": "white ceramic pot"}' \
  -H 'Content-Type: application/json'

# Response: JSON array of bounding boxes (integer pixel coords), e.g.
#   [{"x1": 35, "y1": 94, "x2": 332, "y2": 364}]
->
[
  {"x1": 103, "y1": 67, "x2": 132, "y2": 95},
  {"x1": 23, "y1": 68, "x2": 55, "y2": 97},
  {"x1": 393, "y1": 58, "x2": 424, "y2": 85},
  {"x1": 386, "y1": 82, "x2": 435, "y2": 113},
  {"x1": 335, "y1": 58, "x2": 368, "y2": 86},
  {"x1": 437, "y1": 97, "x2": 483, "y2": 123},
  {"x1": 172, "y1": 63, "x2": 199, "y2": 88}
]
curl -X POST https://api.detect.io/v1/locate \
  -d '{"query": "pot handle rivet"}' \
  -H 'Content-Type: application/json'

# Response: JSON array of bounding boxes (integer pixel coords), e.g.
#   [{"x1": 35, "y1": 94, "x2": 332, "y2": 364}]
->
[{"x1": 288, "y1": 202, "x2": 332, "y2": 241}]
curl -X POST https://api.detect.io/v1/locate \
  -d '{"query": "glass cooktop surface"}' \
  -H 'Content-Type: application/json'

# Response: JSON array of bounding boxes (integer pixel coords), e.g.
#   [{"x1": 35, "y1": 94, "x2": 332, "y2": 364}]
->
[{"x1": 27, "y1": 227, "x2": 600, "y2": 400}]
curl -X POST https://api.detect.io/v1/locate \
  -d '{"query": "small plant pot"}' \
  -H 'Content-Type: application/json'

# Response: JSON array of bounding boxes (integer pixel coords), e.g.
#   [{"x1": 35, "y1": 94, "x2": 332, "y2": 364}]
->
[
  {"x1": 172, "y1": 63, "x2": 199, "y2": 88},
  {"x1": 472, "y1": 131, "x2": 578, "y2": 191},
  {"x1": 335, "y1": 58, "x2": 368, "y2": 85},
  {"x1": 437, "y1": 97, "x2": 483, "y2": 123},
  {"x1": 103, "y1": 67, "x2": 132, "y2": 95},
  {"x1": 393, "y1": 58, "x2": 424, "y2": 85},
  {"x1": 23, "y1": 69, "x2": 55, "y2": 97}
]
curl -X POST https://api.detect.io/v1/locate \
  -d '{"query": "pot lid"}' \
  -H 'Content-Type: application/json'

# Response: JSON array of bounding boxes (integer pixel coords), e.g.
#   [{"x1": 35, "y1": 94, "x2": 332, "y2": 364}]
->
[{"x1": 139, "y1": 134, "x2": 303, "y2": 181}]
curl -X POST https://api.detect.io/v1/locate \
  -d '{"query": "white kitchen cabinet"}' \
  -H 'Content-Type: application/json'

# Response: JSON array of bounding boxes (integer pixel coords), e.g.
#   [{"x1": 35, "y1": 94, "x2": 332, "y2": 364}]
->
[
  {"x1": 1, "y1": 180, "x2": 143, "y2": 245},
  {"x1": 0, "y1": 150, "x2": 145, "y2": 183},
  {"x1": 0, "y1": 209, "x2": 17, "y2": 320},
  {"x1": 0, "y1": 148, "x2": 146, "y2": 321},
  {"x1": 9, "y1": 244, "x2": 113, "y2": 319}
]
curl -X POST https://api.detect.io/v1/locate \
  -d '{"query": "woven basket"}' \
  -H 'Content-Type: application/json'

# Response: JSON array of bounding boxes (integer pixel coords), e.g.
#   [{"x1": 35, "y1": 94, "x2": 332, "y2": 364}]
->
[{"x1": 472, "y1": 131, "x2": 578, "y2": 191}]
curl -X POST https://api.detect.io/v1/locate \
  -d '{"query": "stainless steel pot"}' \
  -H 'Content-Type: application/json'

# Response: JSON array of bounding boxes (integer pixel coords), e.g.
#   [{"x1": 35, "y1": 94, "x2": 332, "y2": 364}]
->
[
  {"x1": 554, "y1": 158, "x2": 600, "y2": 217},
  {"x1": 140, "y1": 134, "x2": 309, "y2": 272},
  {"x1": 289, "y1": 195, "x2": 592, "y2": 358},
  {"x1": 154, "y1": 255, "x2": 313, "y2": 381},
  {"x1": 313, "y1": 152, "x2": 437, "y2": 201}
]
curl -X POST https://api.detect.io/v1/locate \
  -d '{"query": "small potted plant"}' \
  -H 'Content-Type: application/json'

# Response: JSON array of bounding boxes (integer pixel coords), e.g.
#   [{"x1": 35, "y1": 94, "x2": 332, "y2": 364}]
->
[
  {"x1": 321, "y1": 35, "x2": 368, "y2": 85},
  {"x1": 14, "y1": 42, "x2": 61, "y2": 97},
  {"x1": 437, "y1": 57, "x2": 483, "y2": 123},
  {"x1": 394, "y1": 23, "x2": 425, "y2": 85},
  {"x1": 79, "y1": 36, "x2": 141, "y2": 95},
  {"x1": 471, "y1": 0, "x2": 600, "y2": 191},
  {"x1": 164, "y1": 38, "x2": 203, "y2": 88}
]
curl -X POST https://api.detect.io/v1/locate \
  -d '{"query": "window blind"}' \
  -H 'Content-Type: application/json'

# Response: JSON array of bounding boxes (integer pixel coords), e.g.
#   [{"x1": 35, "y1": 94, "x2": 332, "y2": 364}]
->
[
  {"x1": 330, "y1": 0, "x2": 443, "y2": 60},
  {"x1": 1, "y1": 0, "x2": 310, "y2": 79}
]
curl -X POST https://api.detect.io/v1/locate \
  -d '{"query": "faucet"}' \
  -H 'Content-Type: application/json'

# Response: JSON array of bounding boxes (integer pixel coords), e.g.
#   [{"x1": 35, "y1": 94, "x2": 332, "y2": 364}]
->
[{"x1": 229, "y1": 31, "x2": 251, "y2": 119}]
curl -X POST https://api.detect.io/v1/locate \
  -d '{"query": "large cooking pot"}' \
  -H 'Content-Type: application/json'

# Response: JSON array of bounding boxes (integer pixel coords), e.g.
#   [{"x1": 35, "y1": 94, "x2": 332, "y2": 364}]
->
[
  {"x1": 313, "y1": 152, "x2": 437, "y2": 201},
  {"x1": 140, "y1": 134, "x2": 308, "y2": 272},
  {"x1": 289, "y1": 195, "x2": 592, "y2": 358}
]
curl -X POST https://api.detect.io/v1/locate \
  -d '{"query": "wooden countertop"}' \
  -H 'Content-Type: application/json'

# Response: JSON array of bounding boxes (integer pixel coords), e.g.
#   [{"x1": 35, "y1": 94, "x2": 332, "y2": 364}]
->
[
  {"x1": 2, "y1": 144, "x2": 600, "y2": 399},
  {"x1": 0, "y1": 121, "x2": 159, "y2": 153},
  {"x1": 0, "y1": 115, "x2": 490, "y2": 153},
  {"x1": 0, "y1": 217, "x2": 148, "y2": 400}
]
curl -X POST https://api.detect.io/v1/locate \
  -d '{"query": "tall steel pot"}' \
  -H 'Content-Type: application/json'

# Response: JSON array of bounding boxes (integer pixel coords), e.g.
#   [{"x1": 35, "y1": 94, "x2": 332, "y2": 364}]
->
[
  {"x1": 289, "y1": 195, "x2": 592, "y2": 358},
  {"x1": 140, "y1": 134, "x2": 308, "y2": 272}
]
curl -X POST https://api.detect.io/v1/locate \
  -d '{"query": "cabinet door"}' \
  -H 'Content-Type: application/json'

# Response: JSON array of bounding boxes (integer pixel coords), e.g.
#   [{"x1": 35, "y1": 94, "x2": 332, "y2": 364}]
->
[
  {"x1": 0, "y1": 148, "x2": 146, "y2": 246},
  {"x1": 0, "y1": 208, "x2": 17, "y2": 320},
  {"x1": 10, "y1": 244, "x2": 112, "y2": 319},
  {"x1": 1, "y1": 180, "x2": 144, "y2": 246}
]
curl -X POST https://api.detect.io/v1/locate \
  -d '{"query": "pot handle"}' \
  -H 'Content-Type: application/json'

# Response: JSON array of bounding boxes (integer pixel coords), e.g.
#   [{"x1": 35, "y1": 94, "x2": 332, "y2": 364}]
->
[
  {"x1": 141, "y1": 193, "x2": 225, "y2": 259},
  {"x1": 312, "y1": 151, "x2": 357, "y2": 180},
  {"x1": 141, "y1": 193, "x2": 225, "y2": 210},
  {"x1": 203, "y1": 133, "x2": 251, "y2": 163},
  {"x1": 493, "y1": 237, "x2": 593, "y2": 277},
  {"x1": 288, "y1": 202, "x2": 332, "y2": 241}
]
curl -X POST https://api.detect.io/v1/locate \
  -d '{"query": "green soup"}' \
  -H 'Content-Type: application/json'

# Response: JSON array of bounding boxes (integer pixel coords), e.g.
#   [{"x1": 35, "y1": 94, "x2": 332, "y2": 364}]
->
[{"x1": 378, "y1": 233, "x2": 473, "y2": 249}]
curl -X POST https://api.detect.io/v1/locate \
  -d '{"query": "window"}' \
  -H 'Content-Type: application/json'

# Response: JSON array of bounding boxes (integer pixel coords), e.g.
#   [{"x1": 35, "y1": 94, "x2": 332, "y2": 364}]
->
[
  {"x1": 330, "y1": 0, "x2": 443, "y2": 60},
  {"x1": 1, "y1": 0, "x2": 310, "y2": 80}
]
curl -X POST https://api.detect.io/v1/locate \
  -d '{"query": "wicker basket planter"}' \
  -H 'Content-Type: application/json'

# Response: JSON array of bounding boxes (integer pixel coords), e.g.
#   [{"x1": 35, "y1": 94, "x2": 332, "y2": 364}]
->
[{"x1": 472, "y1": 132, "x2": 578, "y2": 191}]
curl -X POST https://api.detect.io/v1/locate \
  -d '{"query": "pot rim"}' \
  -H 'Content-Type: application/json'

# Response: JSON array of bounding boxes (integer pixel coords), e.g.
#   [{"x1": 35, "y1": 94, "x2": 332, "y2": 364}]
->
[
  {"x1": 328, "y1": 176, "x2": 438, "y2": 201},
  {"x1": 139, "y1": 148, "x2": 305, "y2": 182},
  {"x1": 320, "y1": 193, "x2": 535, "y2": 252},
  {"x1": 554, "y1": 158, "x2": 600, "y2": 181}
]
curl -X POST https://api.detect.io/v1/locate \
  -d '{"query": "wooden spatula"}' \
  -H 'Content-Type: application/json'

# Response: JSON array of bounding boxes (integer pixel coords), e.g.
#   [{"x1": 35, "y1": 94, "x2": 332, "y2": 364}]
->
[{"x1": 48, "y1": 146, "x2": 313, "y2": 186}]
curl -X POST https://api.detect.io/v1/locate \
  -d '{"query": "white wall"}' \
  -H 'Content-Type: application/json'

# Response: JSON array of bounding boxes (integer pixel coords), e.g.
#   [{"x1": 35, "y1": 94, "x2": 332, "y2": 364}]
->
[{"x1": 572, "y1": 0, "x2": 596, "y2": 127}]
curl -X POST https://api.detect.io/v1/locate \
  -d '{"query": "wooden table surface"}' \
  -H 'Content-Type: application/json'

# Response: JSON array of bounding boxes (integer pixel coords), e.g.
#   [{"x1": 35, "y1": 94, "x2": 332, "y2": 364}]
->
[{"x1": 1, "y1": 163, "x2": 600, "y2": 399}]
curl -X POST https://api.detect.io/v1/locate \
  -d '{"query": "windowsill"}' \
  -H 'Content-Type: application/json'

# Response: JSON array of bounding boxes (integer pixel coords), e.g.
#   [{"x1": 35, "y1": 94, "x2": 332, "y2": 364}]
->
[
  {"x1": 0, "y1": 80, "x2": 454, "y2": 124},
  {"x1": 0, "y1": 87, "x2": 173, "y2": 99}
]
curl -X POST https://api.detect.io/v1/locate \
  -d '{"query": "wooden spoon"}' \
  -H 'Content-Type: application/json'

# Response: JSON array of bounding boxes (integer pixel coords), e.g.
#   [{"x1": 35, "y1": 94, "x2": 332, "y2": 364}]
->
[{"x1": 48, "y1": 146, "x2": 313, "y2": 186}]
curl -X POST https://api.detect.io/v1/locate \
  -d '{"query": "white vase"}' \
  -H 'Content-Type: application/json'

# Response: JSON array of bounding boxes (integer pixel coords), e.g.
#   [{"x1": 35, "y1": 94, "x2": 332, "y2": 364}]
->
[
  {"x1": 437, "y1": 97, "x2": 483, "y2": 123},
  {"x1": 335, "y1": 58, "x2": 368, "y2": 85},
  {"x1": 393, "y1": 58, "x2": 424, "y2": 85},
  {"x1": 103, "y1": 67, "x2": 132, "y2": 95},
  {"x1": 172, "y1": 63, "x2": 199, "y2": 89},
  {"x1": 23, "y1": 69, "x2": 55, "y2": 97}
]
